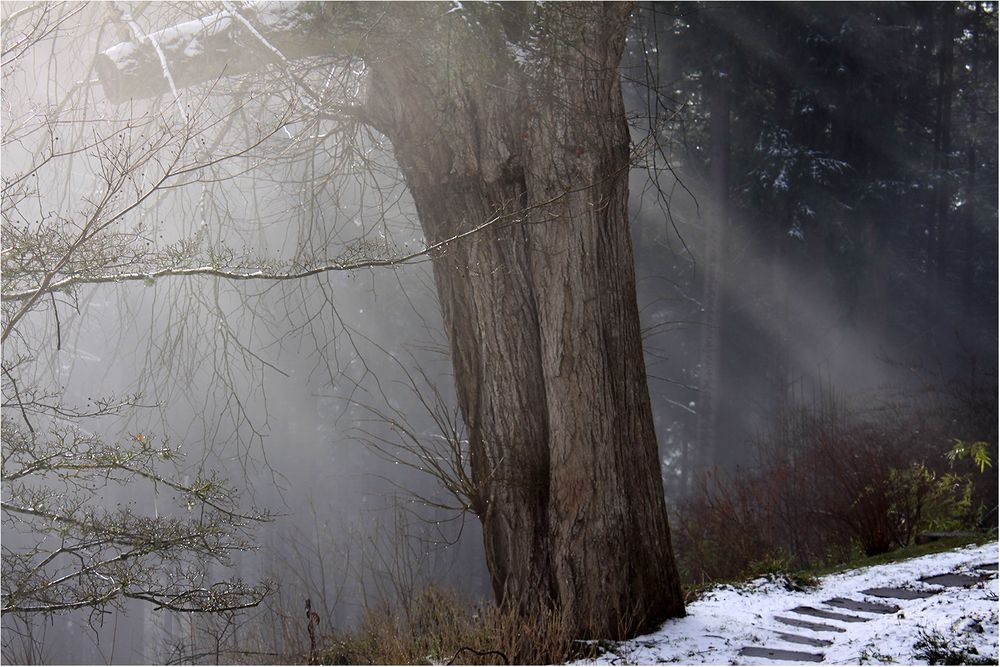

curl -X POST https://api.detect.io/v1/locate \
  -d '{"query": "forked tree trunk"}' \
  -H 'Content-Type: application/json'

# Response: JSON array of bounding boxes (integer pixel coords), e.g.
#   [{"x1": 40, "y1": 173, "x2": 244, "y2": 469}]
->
[{"x1": 96, "y1": 0, "x2": 685, "y2": 638}]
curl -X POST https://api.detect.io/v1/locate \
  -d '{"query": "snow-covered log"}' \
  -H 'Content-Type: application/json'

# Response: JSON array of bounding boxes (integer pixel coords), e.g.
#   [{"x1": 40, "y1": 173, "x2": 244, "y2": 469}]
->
[{"x1": 94, "y1": 2, "x2": 337, "y2": 104}]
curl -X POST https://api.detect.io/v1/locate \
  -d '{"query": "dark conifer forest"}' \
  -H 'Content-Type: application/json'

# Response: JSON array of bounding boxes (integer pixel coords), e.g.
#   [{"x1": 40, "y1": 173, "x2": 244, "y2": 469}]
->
[{"x1": 627, "y1": 1, "x2": 997, "y2": 480}]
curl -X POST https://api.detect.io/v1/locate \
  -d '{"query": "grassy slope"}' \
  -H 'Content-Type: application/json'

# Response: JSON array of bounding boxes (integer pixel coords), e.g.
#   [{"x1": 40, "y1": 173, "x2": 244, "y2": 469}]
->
[{"x1": 684, "y1": 531, "x2": 997, "y2": 603}]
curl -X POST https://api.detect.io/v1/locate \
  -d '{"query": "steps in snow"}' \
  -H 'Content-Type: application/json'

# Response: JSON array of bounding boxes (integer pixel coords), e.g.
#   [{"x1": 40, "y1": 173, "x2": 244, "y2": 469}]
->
[
  {"x1": 824, "y1": 597, "x2": 899, "y2": 614},
  {"x1": 920, "y1": 573, "x2": 989, "y2": 587},
  {"x1": 737, "y1": 564, "x2": 988, "y2": 666},
  {"x1": 773, "y1": 631, "x2": 833, "y2": 648},
  {"x1": 774, "y1": 615, "x2": 846, "y2": 633},
  {"x1": 861, "y1": 587, "x2": 937, "y2": 600},
  {"x1": 790, "y1": 605, "x2": 870, "y2": 623},
  {"x1": 739, "y1": 646, "x2": 824, "y2": 662}
]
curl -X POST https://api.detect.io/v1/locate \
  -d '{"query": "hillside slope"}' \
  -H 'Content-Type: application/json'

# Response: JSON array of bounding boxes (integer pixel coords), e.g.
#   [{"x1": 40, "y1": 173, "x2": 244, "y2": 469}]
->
[{"x1": 578, "y1": 541, "x2": 998, "y2": 665}]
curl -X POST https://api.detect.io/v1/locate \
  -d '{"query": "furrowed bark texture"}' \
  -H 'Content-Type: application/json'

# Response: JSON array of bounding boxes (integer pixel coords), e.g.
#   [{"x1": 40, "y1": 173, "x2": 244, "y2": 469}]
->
[
  {"x1": 96, "y1": 0, "x2": 685, "y2": 638},
  {"x1": 363, "y1": 2, "x2": 684, "y2": 637},
  {"x1": 522, "y1": 4, "x2": 684, "y2": 634}
]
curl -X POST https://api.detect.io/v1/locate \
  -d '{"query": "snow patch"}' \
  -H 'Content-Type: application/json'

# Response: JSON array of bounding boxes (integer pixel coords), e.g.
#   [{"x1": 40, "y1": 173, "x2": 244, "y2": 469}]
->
[{"x1": 575, "y1": 542, "x2": 999, "y2": 665}]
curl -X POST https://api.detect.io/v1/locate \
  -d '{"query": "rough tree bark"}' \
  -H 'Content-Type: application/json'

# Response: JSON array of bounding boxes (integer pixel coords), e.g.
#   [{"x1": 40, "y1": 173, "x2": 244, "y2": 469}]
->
[{"x1": 96, "y1": 1, "x2": 685, "y2": 638}]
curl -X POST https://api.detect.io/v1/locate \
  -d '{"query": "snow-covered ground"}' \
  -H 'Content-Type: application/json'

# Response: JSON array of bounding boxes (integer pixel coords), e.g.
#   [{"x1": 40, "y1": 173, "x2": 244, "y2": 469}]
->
[{"x1": 579, "y1": 541, "x2": 999, "y2": 665}]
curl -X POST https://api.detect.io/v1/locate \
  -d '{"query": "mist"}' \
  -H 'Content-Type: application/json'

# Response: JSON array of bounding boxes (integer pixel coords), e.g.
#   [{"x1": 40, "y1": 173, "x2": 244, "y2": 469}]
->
[{"x1": 2, "y1": 2, "x2": 996, "y2": 665}]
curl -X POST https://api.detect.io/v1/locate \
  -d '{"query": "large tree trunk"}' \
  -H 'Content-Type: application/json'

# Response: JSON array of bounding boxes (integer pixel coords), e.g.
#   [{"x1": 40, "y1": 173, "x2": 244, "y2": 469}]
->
[
  {"x1": 522, "y1": 5, "x2": 684, "y2": 633},
  {"x1": 364, "y1": 3, "x2": 684, "y2": 637},
  {"x1": 95, "y1": 0, "x2": 685, "y2": 638}
]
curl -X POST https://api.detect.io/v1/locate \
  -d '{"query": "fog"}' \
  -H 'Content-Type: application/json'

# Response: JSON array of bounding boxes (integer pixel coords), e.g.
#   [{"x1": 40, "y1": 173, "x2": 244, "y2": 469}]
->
[{"x1": 3, "y1": 2, "x2": 996, "y2": 664}]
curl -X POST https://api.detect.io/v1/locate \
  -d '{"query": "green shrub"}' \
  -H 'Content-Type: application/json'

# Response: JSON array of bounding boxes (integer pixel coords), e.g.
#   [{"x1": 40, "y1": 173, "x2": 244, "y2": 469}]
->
[
  {"x1": 947, "y1": 440, "x2": 994, "y2": 473},
  {"x1": 912, "y1": 628, "x2": 995, "y2": 666},
  {"x1": 886, "y1": 463, "x2": 976, "y2": 541}
]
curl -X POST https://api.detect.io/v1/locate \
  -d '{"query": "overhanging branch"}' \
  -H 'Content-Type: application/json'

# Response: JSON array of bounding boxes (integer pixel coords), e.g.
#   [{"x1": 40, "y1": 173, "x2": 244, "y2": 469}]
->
[
  {"x1": 2, "y1": 212, "x2": 504, "y2": 302},
  {"x1": 94, "y1": 2, "x2": 353, "y2": 104}
]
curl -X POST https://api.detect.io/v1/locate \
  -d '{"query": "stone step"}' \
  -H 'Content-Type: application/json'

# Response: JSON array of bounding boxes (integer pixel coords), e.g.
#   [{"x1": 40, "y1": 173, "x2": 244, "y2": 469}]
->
[
  {"x1": 920, "y1": 573, "x2": 989, "y2": 587},
  {"x1": 773, "y1": 631, "x2": 834, "y2": 648},
  {"x1": 739, "y1": 646, "x2": 824, "y2": 662},
  {"x1": 825, "y1": 597, "x2": 900, "y2": 614},
  {"x1": 774, "y1": 615, "x2": 846, "y2": 633},
  {"x1": 861, "y1": 587, "x2": 937, "y2": 600},
  {"x1": 790, "y1": 605, "x2": 870, "y2": 623}
]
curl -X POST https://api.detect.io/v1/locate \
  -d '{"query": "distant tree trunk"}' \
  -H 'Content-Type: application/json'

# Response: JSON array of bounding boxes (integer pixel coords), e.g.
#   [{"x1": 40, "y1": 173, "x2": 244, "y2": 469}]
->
[
  {"x1": 768, "y1": 68, "x2": 794, "y2": 419},
  {"x1": 931, "y1": 2, "x2": 955, "y2": 286},
  {"x1": 694, "y1": 44, "x2": 731, "y2": 485},
  {"x1": 960, "y1": 7, "x2": 980, "y2": 321}
]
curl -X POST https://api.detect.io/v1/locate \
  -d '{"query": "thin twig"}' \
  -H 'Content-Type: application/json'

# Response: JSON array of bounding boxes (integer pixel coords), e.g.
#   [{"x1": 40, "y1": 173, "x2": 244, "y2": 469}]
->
[{"x1": 446, "y1": 646, "x2": 510, "y2": 665}]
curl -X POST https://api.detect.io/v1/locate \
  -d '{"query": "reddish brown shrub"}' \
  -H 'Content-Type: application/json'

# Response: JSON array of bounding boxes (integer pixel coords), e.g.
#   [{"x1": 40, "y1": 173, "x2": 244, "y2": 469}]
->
[{"x1": 673, "y1": 384, "x2": 995, "y2": 585}]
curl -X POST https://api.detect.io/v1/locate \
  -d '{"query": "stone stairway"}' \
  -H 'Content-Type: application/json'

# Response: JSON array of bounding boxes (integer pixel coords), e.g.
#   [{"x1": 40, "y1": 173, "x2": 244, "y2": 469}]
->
[{"x1": 736, "y1": 561, "x2": 997, "y2": 663}]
